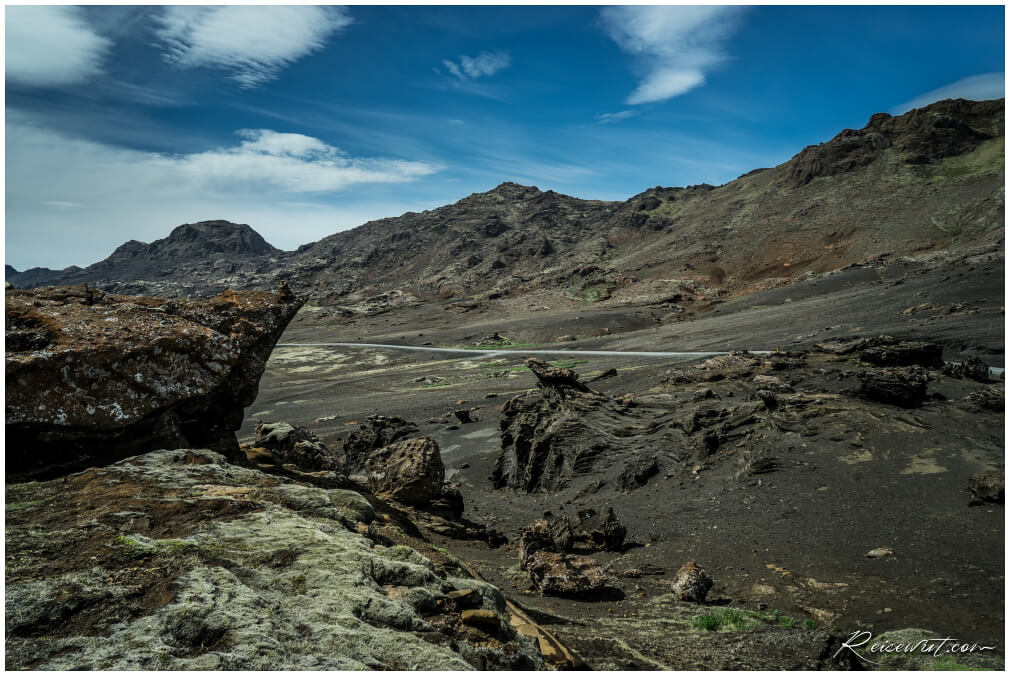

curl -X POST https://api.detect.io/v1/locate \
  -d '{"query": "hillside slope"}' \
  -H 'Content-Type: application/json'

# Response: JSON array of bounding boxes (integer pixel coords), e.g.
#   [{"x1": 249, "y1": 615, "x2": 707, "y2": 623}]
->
[{"x1": 8, "y1": 98, "x2": 1004, "y2": 305}]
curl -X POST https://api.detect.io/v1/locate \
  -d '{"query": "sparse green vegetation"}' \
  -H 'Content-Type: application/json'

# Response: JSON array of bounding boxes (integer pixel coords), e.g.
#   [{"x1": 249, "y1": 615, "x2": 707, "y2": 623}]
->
[
  {"x1": 924, "y1": 655, "x2": 983, "y2": 671},
  {"x1": 690, "y1": 614, "x2": 723, "y2": 631},
  {"x1": 690, "y1": 607, "x2": 816, "y2": 633},
  {"x1": 113, "y1": 535, "x2": 157, "y2": 559},
  {"x1": 113, "y1": 535, "x2": 199, "y2": 559},
  {"x1": 6, "y1": 499, "x2": 46, "y2": 513}
]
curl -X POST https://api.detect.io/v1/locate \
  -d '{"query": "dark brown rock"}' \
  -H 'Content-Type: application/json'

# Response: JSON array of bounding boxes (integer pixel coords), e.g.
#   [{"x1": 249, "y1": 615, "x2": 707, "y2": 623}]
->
[
  {"x1": 518, "y1": 519, "x2": 559, "y2": 568},
  {"x1": 525, "y1": 357, "x2": 593, "y2": 394},
  {"x1": 968, "y1": 468, "x2": 1004, "y2": 505},
  {"x1": 460, "y1": 609, "x2": 501, "y2": 633},
  {"x1": 429, "y1": 482, "x2": 464, "y2": 520},
  {"x1": 447, "y1": 589, "x2": 480, "y2": 607},
  {"x1": 963, "y1": 385, "x2": 1004, "y2": 411},
  {"x1": 254, "y1": 421, "x2": 340, "y2": 472},
  {"x1": 670, "y1": 561, "x2": 713, "y2": 602},
  {"x1": 343, "y1": 415, "x2": 419, "y2": 472},
  {"x1": 859, "y1": 340, "x2": 944, "y2": 368},
  {"x1": 364, "y1": 436, "x2": 445, "y2": 505},
  {"x1": 5, "y1": 286, "x2": 302, "y2": 479},
  {"x1": 525, "y1": 551, "x2": 609, "y2": 597},
  {"x1": 856, "y1": 366, "x2": 928, "y2": 407},
  {"x1": 577, "y1": 507, "x2": 627, "y2": 552},
  {"x1": 944, "y1": 356, "x2": 992, "y2": 382}
]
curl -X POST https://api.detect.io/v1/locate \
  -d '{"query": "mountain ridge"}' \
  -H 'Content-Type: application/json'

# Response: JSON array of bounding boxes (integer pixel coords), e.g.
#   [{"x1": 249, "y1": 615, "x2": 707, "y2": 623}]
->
[{"x1": 7, "y1": 98, "x2": 1004, "y2": 306}]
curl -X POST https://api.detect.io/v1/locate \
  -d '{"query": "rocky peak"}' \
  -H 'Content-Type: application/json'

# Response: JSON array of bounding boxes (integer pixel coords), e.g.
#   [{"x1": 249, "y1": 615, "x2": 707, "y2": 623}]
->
[
  {"x1": 786, "y1": 97, "x2": 1003, "y2": 186},
  {"x1": 485, "y1": 182, "x2": 543, "y2": 200},
  {"x1": 161, "y1": 220, "x2": 281, "y2": 257}
]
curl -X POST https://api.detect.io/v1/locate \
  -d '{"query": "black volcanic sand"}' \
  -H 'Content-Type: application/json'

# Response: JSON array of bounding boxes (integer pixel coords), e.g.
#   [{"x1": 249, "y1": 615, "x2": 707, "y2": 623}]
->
[{"x1": 242, "y1": 255, "x2": 1004, "y2": 669}]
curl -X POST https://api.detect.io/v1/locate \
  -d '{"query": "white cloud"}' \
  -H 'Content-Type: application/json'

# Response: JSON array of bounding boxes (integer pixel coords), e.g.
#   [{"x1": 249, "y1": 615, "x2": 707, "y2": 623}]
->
[
  {"x1": 892, "y1": 73, "x2": 1005, "y2": 114},
  {"x1": 5, "y1": 116, "x2": 442, "y2": 269},
  {"x1": 155, "y1": 6, "x2": 352, "y2": 87},
  {"x1": 5, "y1": 6, "x2": 111, "y2": 87},
  {"x1": 599, "y1": 6, "x2": 743, "y2": 105},
  {"x1": 442, "y1": 51, "x2": 511, "y2": 80},
  {"x1": 596, "y1": 110, "x2": 639, "y2": 124},
  {"x1": 160, "y1": 129, "x2": 439, "y2": 192}
]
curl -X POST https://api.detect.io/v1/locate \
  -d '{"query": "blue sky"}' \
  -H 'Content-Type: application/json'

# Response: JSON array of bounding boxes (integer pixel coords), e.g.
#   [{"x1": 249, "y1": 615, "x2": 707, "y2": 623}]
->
[{"x1": 5, "y1": 4, "x2": 1005, "y2": 270}]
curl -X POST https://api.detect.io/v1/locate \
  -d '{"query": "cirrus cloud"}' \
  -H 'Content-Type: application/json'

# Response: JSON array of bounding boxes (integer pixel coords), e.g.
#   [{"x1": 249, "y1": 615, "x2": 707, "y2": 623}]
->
[
  {"x1": 600, "y1": 5, "x2": 744, "y2": 105},
  {"x1": 892, "y1": 73, "x2": 1005, "y2": 114},
  {"x1": 155, "y1": 6, "x2": 352, "y2": 87},
  {"x1": 442, "y1": 50, "x2": 511, "y2": 80}
]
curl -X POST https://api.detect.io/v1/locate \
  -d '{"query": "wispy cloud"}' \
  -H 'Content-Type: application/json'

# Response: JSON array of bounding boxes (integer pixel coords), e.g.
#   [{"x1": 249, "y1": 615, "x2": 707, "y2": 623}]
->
[
  {"x1": 5, "y1": 6, "x2": 111, "y2": 87},
  {"x1": 599, "y1": 6, "x2": 744, "y2": 105},
  {"x1": 892, "y1": 73, "x2": 1005, "y2": 114},
  {"x1": 155, "y1": 6, "x2": 352, "y2": 88},
  {"x1": 596, "y1": 110, "x2": 639, "y2": 124},
  {"x1": 441, "y1": 50, "x2": 511, "y2": 79}
]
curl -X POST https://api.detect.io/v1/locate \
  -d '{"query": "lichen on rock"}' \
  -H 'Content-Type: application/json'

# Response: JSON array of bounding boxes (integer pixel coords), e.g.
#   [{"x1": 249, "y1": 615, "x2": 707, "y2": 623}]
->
[{"x1": 4, "y1": 448, "x2": 543, "y2": 670}]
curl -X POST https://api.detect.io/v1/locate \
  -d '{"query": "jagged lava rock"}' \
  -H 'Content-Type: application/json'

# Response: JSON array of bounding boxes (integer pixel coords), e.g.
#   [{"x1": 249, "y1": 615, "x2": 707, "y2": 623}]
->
[
  {"x1": 5, "y1": 285, "x2": 302, "y2": 478},
  {"x1": 364, "y1": 436, "x2": 445, "y2": 505},
  {"x1": 578, "y1": 507, "x2": 627, "y2": 552}
]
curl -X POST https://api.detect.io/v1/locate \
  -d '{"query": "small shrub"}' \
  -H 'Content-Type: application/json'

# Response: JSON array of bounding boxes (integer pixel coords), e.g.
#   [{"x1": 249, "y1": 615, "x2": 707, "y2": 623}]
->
[
  {"x1": 777, "y1": 615, "x2": 798, "y2": 629},
  {"x1": 801, "y1": 619, "x2": 818, "y2": 630},
  {"x1": 691, "y1": 614, "x2": 722, "y2": 631}
]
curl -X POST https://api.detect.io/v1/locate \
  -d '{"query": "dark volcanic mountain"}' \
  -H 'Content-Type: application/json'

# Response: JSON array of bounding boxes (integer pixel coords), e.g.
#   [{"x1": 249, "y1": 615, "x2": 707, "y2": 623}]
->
[
  {"x1": 8, "y1": 99, "x2": 1004, "y2": 305},
  {"x1": 6, "y1": 221, "x2": 282, "y2": 295}
]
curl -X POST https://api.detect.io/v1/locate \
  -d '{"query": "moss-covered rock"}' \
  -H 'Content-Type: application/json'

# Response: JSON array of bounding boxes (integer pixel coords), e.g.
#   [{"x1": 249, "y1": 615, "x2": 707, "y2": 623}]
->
[{"x1": 5, "y1": 448, "x2": 542, "y2": 670}]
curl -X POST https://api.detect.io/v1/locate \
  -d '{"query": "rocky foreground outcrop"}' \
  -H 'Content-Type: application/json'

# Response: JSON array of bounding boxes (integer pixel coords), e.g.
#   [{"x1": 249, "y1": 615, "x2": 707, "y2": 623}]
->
[
  {"x1": 5, "y1": 449, "x2": 541, "y2": 670},
  {"x1": 5, "y1": 285, "x2": 303, "y2": 478}
]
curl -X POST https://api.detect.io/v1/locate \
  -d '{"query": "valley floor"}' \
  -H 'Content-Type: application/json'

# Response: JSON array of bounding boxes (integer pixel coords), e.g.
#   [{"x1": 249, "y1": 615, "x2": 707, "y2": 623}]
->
[{"x1": 241, "y1": 252, "x2": 1005, "y2": 669}]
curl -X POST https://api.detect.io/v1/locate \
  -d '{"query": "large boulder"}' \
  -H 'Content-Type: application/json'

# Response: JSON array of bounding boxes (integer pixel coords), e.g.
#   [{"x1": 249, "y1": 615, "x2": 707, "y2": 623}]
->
[
  {"x1": 517, "y1": 519, "x2": 609, "y2": 597},
  {"x1": 5, "y1": 285, "x2": 303, "y2": 478},
  {"x1": 343, "y1": 415, "x2": 419, "y2": 473},
  {"x1": 364, "y1": 437, "x2": 445, "y2": 505}
]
